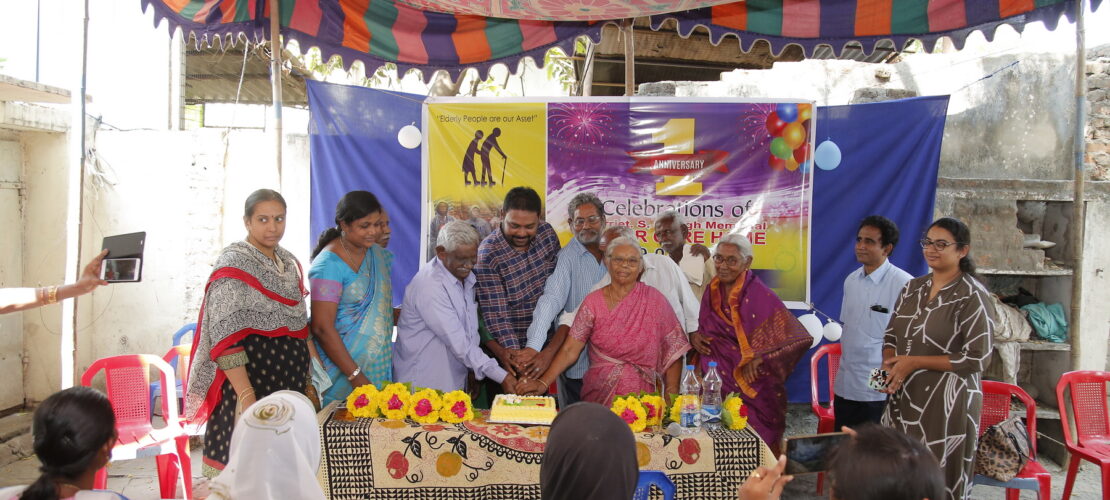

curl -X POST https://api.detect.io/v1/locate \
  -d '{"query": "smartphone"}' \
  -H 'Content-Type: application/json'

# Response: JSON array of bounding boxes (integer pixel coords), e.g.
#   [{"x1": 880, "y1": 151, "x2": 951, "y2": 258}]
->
[
  {"x1": 100, "y1": 258, "x2": 142, "y2": 282},
  {"x1": 100, "y1": 232, "x2": 146, "y2": 283},
  {"x1": 783, "y1": 432, "x2": 850, "y2": 475}
]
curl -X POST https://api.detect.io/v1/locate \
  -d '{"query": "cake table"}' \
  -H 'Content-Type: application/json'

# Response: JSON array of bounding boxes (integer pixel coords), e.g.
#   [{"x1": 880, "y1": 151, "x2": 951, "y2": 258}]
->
[{"x1": 317, "y1": 405, "x2": 773, "y2": 500}]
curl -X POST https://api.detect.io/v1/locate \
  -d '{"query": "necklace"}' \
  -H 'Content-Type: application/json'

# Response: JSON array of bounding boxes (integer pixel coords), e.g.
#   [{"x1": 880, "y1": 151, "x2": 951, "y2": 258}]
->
[{"x1": 339, "y1": 236, "x2": 368, "y2": 274}]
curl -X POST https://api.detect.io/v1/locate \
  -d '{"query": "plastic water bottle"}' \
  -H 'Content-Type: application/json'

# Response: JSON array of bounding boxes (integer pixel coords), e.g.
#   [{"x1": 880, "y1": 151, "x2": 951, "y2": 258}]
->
[
  {"x1": 679, "y1": 365, "x2": 702, "y2": 434},
  {"x1": 702, "y1": 362, "x2": 723, "y2": 430}
]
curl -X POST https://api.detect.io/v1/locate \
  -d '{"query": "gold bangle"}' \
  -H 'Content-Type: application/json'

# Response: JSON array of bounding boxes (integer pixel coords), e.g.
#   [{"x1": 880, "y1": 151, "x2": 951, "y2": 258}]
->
[
  {"x1": 47, "y1": 286, "x2": 58, "y2": 304},
  {"x1": 239, "y1": 387, "x2": 255, "y2": 400}
]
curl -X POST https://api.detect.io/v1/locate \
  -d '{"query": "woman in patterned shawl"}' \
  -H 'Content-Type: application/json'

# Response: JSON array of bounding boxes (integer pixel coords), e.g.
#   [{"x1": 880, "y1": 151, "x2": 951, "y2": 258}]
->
[
  {"x1": 881, "y1": 218, "x2": 994, "y2": 500},
  {"x1": 309, "y1": 191, "x2": 394, "y2": 406},
  {"x1": 518, "y1": 237, "x2": 690, "y2": 406},
  {"x1": 185, "y1": 189, "x2": 310, "y2": 478},
  {"x1": 691, "y1": 232, "x2": 811, "y2": 456}
]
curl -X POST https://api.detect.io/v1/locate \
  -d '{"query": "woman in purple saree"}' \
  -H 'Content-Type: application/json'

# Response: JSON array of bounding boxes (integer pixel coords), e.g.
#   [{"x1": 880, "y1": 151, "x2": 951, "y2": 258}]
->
[
  {"x1": 690, "y1": 233, "x2": 810, "y2": 454},
  {"x1": 518, "y1": 237, "x2": 690, "y2": 406}
]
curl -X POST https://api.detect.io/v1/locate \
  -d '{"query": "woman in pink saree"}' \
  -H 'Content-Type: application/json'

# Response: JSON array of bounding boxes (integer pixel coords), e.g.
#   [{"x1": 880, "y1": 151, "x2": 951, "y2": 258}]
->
[
  {"x1": 690, "y1": 233, "x2": 810, "y2": 454},
  {"x1": 519, "y1": 237, "x2": 690, "y2": 406}
]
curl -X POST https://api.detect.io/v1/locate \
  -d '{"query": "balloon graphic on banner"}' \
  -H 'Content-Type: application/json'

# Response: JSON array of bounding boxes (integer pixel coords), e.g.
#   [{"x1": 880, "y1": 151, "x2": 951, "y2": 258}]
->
[
  {"x1": 823, "y1": 320, "x2": 843, "y2": 342},
  {"x1": 776, "y1": 103, "x2": 799, "y2": 123},
  {"x1": 798, "y1": 103, "x2": 813, "y2": 122},
  {"x1": 782, "y1": 122, "x2": 806, "y2": 149},
  {"x1": 785, "y1": 156, "x2": 799, "y2": 172},
  {"x1": 815, "y1": 140, "x2": 842, "y2": 170},
  {"x1": 766, "y1": 112, "x2": 787, "y2": 136},
  {"x1": 798, "y1": 313, "x2": 824, "y2": 348},
  {"x1": 398, "y1": 124, "x2": 422, "y2": 149},
  {"x1": 800, "y1": 160, "x2": 812, "y2": 173},
  {"x1": 768, "y1": 155, "x2": 787, "y2": 170},
  {"x1": 770, "y1": 137, "x2": 792, "y2": 159}
]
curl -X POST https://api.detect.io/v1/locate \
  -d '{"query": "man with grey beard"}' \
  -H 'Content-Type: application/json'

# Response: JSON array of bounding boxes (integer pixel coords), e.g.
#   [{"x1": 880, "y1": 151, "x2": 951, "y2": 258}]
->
[{"x1": 515, "y1": 192, "x2": 607, "y2": 406}]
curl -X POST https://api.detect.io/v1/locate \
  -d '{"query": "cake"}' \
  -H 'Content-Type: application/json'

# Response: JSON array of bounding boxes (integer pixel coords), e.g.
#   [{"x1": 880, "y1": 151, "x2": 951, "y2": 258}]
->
[{"x1": 488, "y1": 394, "x2": 558, "y2": 425}]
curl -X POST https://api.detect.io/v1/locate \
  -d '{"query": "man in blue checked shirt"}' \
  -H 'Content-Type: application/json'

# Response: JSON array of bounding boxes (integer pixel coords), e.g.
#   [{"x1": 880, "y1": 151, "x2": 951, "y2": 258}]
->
[
  {"x1": 474, "y1": 187, "x2": 561, "y2": 387},
  {"x1": 515, "y1": 192, "x2": 609, "y2": 407},
  {"x1": 834, "y1": 215, "x2": 913, "y2": 430}
]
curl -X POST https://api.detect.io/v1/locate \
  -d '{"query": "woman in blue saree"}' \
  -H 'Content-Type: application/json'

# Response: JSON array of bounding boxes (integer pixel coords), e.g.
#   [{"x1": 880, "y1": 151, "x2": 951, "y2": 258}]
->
[{"x1": 309, "y1": 191, "x2": 394, "y2": 406}]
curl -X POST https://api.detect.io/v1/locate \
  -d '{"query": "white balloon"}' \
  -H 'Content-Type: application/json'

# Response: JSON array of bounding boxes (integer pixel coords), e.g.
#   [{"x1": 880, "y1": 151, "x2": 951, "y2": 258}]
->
[
  {"x1": 823, "y1": 320, "x2": 843, "y2": 342},
  {"x1": 397, "y1": 124, "x2": 422, "y2": 149},
  {"x1": 798, "y1": 313, "x2": 823, "y2": 348}
]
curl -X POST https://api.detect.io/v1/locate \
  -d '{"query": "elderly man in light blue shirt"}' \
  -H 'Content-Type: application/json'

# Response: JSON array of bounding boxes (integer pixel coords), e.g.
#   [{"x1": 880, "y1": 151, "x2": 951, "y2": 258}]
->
[
  {"x1": 394, "y1": 221, "x2": 516, "y2": 393},
  {"x1": 834, "y1": 215, "x2": 913, "y2": 429},
  {"x1": 515, "y1": 192, "x2": 608, "y2": 407}
]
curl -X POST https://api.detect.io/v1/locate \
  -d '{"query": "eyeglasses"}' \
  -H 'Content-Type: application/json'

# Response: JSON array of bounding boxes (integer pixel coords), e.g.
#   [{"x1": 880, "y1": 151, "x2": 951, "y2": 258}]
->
[
  {"x1": 609, "y1": 256, "x2": 640, "y2": 268},
  {"x1": 919, "y1": 238, "x2": 958, "y2": 251},
  {"x1": 572, "y1": 215, "x2": 603, "y2": 227},
  {"x1": 712, "y1": 255, "x2": 745, "y2": 267}
]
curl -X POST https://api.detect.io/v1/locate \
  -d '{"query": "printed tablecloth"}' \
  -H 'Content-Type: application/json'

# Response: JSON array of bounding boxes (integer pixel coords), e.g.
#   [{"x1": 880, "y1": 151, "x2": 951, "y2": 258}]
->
[{"x1": 318, "y1": 406, "x2": 773, "y2": 499}]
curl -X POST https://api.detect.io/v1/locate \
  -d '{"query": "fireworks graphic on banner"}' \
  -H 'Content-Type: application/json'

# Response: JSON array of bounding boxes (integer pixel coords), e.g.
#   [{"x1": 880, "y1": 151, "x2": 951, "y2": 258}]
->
[
  {"x1": 738, "y1": 104, "x2": 775, "y2": 146},
  {"x1": 549, "y1": 102, "x2": 615, "y2": 144}
]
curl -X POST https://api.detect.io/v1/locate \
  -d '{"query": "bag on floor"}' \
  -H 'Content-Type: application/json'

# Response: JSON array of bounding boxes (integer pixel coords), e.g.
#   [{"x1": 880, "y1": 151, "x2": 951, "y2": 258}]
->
[{"x1": 974, "y1": 416, "x2": 1033, "y2": 481}]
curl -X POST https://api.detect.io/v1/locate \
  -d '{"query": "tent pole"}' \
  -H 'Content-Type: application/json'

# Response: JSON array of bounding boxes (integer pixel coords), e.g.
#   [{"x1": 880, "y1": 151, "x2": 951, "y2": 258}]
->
[
  {"x1": 1070, "y1": 0, "x2": 1087, "y2": 371},
  {"x1": 62, "y1": 0, "x2": 91, "y2": 389},
  {"x1": 269, "y1": 0, "x2": 284, "y2": 189},
  {"x1": 622, "y1": 19, "x2": 635, "y2": 96}
]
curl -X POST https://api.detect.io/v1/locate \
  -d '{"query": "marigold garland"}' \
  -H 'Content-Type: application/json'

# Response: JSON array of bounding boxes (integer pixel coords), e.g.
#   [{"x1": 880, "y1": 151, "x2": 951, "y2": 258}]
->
[
  {"x1": 611, "y1": 396, "x2": 648, "y2": 432},
  {"x1": 346, "y1": 384, "x2": 380, "y2": 418},
  {"x1": 722, "y1": 395, "x2": 749, "y2": 430},
  {"x1": 440, "y1": 390, "x2": 475, "y2": 423},
  {"x1": 377, "y1": 382, "x2": 411, "y2": 420},
  {"x1": 639, "y1": 394, "x2": 665, "y2": 427},
  {"x1": 408, "y1": 389, "x2": 443, "y2": 424},
  {"x1": 669, "y1": 395, "x2": 698, "y2": 424}
]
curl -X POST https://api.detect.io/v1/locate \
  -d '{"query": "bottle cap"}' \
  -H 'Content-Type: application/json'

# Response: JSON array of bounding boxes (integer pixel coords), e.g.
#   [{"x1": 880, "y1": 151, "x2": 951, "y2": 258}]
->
[
  {"x1": 685, "y1": 365, "x2": 694, "y2": 370},
  {"x1": 708, "y1": 361, "x2": 717, "y2": 367}
]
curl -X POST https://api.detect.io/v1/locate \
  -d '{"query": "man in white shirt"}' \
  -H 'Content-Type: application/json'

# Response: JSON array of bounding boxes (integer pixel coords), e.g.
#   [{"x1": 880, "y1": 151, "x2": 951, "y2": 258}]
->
[
  {"x1": 654, "y1": 210, "x2": 715, "y2": 302},
  {"x1": 834, "y1": 215, "x2": 913, "y2": 429},
  {"x1": 393, "y1": 221, "x2": 517, "y2": 393},
  {"x1": 555, "y1": 225, "x2": 700, "y2": 338}
]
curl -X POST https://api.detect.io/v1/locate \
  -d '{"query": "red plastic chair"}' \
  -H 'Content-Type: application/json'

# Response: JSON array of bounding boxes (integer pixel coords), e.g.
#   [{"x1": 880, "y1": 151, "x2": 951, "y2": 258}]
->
[
  {"x1": 81, "y1": 354, "x2": 192, "y2": 500},
  {"x1": 809, "y1": 342, "x2": 841, "y2": 494},
  {"x1": 1056, "y1": 370, "x2": 1110, "y2": 500},
  {"x1": 971, "y1": 380, "x2": 1051, "y2": 499}
]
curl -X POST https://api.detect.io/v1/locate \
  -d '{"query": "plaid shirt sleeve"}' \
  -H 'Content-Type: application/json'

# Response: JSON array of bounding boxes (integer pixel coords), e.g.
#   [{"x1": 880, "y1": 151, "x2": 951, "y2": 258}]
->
[{"x1": 475, "y1": 240, "x2": 518, "y2": 349}]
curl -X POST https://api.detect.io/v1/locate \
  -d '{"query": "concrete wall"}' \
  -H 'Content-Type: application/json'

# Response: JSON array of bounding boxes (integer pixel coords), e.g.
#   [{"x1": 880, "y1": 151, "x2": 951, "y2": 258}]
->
[
  {"x1": 21, "y1": 131, "x2": 72, "y2": 402},
  {"x1": 69, "y1": 129, "x2": 311, "y2": 389},
  {"x1": 640, "y1": 37, "x2": 1110, "y2": 377}
]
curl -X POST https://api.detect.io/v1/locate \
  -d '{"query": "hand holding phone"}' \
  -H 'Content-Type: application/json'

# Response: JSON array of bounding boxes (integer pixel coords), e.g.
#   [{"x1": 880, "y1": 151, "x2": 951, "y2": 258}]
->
[
  {"x1": 782, "y1": 432, "x2": 850, "y2": 475},
  {"x1": 100, "y1": 232, "x2": 145, "y2": 283}
]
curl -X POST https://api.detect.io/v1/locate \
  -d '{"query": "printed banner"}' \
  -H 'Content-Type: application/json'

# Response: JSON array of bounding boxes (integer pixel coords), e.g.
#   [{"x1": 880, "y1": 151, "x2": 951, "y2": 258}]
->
[{"x1": 423, "y1": 98, "x2": 813, "y2": 305}]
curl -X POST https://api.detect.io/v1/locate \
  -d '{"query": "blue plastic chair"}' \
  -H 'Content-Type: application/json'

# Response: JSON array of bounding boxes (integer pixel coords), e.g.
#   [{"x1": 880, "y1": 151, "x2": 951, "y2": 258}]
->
[
  {"x1": 149, "y1": 323, "x2": 196, "y2": 416},
  {"x1": 633, "y1": 470, "x2": 676, "y2": 500}
]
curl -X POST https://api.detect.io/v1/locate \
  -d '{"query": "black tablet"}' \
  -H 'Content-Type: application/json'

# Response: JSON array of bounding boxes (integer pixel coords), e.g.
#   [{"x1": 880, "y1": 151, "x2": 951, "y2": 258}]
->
[{"x1": 100, "y1": 232, "x2": 145, "y2": 282}]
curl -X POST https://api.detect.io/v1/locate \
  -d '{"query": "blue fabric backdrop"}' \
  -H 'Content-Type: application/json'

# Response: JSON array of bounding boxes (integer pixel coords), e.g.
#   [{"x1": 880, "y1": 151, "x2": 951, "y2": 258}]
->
[
  {"x1": 307, "y1": 80, "x2": 424, "y2": 306},
  {"x1": 784, "y1": 96, "x2": 949, "y2": 403},
  {"x1": 307, "y1": 82, "x2": 949, "y2": 402}
]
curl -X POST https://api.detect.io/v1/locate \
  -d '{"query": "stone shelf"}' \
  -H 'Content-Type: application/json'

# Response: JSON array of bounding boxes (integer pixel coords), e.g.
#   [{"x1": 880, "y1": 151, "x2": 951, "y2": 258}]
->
[
  {"x1": 979, "y1": 267, "x2": 1073, "y2": 276},
  {"x1": 1018, "y1": 340, "x2": 1071, "y2": 351}
]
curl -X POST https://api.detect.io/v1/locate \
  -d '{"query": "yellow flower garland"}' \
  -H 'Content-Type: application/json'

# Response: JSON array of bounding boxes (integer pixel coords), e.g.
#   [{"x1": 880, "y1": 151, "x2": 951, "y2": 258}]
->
[
  {"x1": 611, "y1": 396, "x2": 648, "y2": 432},
  {"x1": 346, "y1": 384, "x2": 380, "y2": 418},
  {"x1": 378, "y1": 383, "x2": 411, "y2": 420},
  {"x1": 440, "y1": 390, "x2": 475, "y2": 423},
  {"x1": 640, "y1": 394, "x2": 665, "y2": 427},
  {"x1": 723, "y1": 396, "x2": 749, "y2": 430},
  {"x1": 408, "y1": 389, "x2": 443, "y2": 424},
  {"x1": 669, "y1": 395, "x2": 698, "y2": 424}
]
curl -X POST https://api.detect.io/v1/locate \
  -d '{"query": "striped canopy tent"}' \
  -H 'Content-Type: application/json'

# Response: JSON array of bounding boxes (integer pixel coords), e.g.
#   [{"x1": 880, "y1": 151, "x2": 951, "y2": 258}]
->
[{"x1": 143, "y1": 0, "x2": 1100, "y2": 81}]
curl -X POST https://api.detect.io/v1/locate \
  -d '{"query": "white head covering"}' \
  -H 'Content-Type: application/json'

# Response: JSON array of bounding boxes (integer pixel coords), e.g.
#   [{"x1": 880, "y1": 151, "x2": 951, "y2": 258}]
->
[{"x1": 207, "y1": 391, "x2": 325, "y2": 500}]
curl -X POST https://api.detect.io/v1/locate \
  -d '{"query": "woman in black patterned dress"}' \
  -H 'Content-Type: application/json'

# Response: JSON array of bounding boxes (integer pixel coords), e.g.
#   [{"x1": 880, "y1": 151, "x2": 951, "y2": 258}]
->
[
  {"x1": 881, "y1": 217, "x2": 995, "y2": 500},
  {"x1": 184, "y1": 189, "x2": 311, "y2": 478}
]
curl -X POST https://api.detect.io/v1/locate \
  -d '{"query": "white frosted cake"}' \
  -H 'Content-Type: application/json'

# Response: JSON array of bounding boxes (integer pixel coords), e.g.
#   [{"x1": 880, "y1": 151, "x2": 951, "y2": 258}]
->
[{"x1": 488, "y1": 394, "x2": 558, "y2": 425}]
